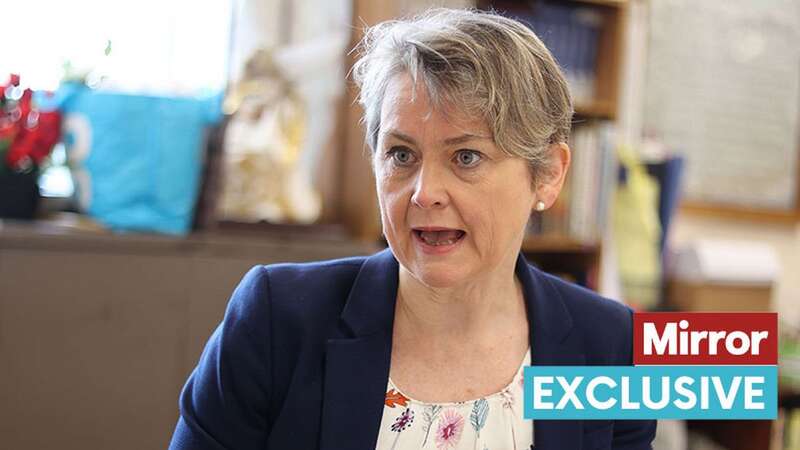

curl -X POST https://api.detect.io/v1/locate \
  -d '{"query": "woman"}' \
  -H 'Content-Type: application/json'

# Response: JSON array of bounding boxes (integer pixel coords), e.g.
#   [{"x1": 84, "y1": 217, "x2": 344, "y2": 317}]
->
[{"x1": 169, "y1": 9, "x2": 656, "y2": 450}]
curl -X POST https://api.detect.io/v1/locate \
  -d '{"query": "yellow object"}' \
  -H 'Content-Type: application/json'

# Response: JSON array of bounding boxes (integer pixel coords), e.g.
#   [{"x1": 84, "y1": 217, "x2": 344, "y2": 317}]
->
[{"x1": 612, "y1": 146, "x2": 662, "y2": 308}]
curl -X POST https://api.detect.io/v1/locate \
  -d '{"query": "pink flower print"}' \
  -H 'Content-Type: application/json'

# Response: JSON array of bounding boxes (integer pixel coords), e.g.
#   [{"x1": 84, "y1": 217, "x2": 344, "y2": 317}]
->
[
  {"x1": 435, "y1": 409, "x2": 464, "y2": 449},
  {"x1": 391, "y1": 408, "x2": 415, "y2": 432}
]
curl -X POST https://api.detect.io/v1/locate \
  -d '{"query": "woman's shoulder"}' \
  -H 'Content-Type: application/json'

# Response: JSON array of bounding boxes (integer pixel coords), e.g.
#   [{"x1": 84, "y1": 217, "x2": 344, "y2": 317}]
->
[
  {"x1": 538, "y1": 270, "x2": 632, "y2": 324},
  {"x1": 534, "y1": 267, "x2": 634, "y2": 364},
  {"x1": 258, "y1": 255, "x2": 367, "y2": 293},
  {"x1": 224, "y1": 255, "x2": 369, "y2": 338},
  {"x1": 241, "y1": 254, "x2": 367, "y2": 303}
]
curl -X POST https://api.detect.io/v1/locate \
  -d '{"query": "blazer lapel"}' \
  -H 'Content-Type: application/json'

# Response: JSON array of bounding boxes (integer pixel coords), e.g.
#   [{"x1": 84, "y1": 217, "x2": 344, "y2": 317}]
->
[
  {"x1": 319, "y1": 249, "x2": 398, "y2": 450},
  {"x1": 516, "y1": 254, "x2": 586, "y2": 450}
]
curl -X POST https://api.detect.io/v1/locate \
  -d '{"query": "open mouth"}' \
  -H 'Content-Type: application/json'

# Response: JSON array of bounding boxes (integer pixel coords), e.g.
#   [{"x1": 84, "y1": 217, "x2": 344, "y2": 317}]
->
[{"x1": 412, "y1": 228, "x2": 467, "y2": 246}]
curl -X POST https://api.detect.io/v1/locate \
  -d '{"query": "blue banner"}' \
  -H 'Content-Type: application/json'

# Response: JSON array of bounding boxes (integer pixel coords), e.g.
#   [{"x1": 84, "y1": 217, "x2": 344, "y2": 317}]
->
[{"x1": 523, "y1": 365, "x2": 777, "y2": 420}]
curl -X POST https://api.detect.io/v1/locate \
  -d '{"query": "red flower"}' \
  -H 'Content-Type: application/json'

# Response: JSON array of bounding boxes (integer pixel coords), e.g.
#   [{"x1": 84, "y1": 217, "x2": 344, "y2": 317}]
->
[
  {"x1": 0, "y1": 118, "x2": 18, "y2": 142},
  {"x1": 1, "y1": 75, "x2": 61, "y2": 171}
]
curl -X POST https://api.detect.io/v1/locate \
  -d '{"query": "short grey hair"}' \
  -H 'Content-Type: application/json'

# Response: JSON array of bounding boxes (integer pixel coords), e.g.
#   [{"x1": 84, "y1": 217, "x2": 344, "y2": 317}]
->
[{"x1": 352, "y1": 8, "x2": 573, "y2": 179}]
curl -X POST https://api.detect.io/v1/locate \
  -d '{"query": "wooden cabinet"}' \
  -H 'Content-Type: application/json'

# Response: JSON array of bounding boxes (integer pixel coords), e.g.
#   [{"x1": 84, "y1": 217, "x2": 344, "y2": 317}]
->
[{"x1": 0, "y1": 220, "x2": 376, "y2": 450}]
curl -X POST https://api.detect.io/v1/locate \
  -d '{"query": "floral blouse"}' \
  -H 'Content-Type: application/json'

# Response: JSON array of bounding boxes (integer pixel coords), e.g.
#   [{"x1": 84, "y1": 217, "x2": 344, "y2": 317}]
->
[{"x1": 375, "y1": 348, "x2": 533, "y2": 450}]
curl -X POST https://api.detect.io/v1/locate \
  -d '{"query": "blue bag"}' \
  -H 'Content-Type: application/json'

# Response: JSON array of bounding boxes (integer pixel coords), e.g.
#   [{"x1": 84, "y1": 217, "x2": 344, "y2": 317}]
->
[{"x1": 53, "y1": 84, "x2": 222, "y2": 235}]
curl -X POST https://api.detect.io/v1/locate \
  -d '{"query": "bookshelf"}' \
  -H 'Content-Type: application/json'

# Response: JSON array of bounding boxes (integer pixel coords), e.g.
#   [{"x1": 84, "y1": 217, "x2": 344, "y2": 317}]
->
[
  {"x1": 483, "y1": 0, "x2": 627, "y2": 289},
  {"x1": 481, "y1": 0, "x2": 627, "y2": 121},
  {"x1": 522, "y1": 235, "x2": 601, "y2": 287}
]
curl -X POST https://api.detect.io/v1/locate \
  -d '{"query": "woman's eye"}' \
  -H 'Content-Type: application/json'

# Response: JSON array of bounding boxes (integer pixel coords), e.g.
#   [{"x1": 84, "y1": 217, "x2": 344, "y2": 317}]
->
[
  {"x1": 455, "y1": 150, "x2": 482, "y2": 167},
  {"x1": 388, "y1": 147, "x2": 415, "y2": 165}
]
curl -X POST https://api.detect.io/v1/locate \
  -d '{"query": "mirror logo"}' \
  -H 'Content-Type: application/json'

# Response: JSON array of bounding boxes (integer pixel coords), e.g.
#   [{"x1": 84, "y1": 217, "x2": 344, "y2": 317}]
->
[{"x1": 523, "y1": 313, "x2": 778, "y2": 419}]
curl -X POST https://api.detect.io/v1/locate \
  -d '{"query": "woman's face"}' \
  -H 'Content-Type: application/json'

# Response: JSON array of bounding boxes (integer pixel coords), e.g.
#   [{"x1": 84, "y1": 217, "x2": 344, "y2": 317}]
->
[{"x1": 374, "y1": 74, "x2": 537, "y2": 288}]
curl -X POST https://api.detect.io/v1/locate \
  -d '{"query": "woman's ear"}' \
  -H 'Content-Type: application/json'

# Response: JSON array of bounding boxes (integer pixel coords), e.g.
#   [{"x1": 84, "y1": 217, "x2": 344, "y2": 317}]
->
[{"x1": 534, "y1": 142, "x2": 571, "y2": 210}]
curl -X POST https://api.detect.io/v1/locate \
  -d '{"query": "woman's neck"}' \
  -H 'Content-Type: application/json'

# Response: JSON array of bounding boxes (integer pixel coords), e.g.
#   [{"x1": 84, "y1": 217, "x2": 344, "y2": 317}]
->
[{"x1": 394, "y1": 258, "x2": 527, "y2": 345}]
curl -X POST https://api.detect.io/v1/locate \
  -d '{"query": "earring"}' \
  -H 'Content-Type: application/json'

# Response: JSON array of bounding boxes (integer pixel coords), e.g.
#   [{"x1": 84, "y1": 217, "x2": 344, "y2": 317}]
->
[{"x1": 535, "y1": 200, "x2": 546, "y2": 211}]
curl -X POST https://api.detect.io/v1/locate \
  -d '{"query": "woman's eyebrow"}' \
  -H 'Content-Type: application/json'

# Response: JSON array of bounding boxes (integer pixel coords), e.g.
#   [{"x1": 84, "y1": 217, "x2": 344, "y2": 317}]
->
[
  {"x1": 442, "y1": 134, "x2": 490, "y2": 146},
  {"x1": 384, "y1": 130, "x2": 489, "y2": 146},
  {"x1": 385, "y1": 130, "x2": 417, "y2": 145}
]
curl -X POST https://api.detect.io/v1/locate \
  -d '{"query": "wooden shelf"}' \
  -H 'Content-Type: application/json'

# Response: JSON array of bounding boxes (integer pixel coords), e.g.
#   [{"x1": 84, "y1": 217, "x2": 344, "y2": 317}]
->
[
  {"x1": 680, "y1": 201, "x2": 800, "y2": 224},
  {"x1": 575, "y1": 100, "x2": 617, "y2": 120},
  {"x1": 0, "y1": 217, "x2": 378, "y2": 259},
  {"x1": 522, "y1": 234, "x2": 602, "y2": 289},
  {"x1": 522, "y1": 234, "x2": 599, "y2": 253}
]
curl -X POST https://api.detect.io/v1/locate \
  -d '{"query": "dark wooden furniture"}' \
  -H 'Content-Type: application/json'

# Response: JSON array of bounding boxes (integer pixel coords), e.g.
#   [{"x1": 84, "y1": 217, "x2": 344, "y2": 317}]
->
[{"x1": 0, "y1": 219, "x2": 377, "y2": 450}]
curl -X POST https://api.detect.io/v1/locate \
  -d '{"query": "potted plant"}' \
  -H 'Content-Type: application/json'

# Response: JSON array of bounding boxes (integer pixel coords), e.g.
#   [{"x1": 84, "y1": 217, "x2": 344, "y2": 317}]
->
[{"x1": 0, "y1": 74, "x2": 61, "y2": 219}]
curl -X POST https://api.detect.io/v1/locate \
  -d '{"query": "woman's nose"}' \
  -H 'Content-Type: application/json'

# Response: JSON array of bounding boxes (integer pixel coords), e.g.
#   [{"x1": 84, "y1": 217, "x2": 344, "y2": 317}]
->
[{"x1": 410, "y1": 164, "x2": 448, "y2": 209}]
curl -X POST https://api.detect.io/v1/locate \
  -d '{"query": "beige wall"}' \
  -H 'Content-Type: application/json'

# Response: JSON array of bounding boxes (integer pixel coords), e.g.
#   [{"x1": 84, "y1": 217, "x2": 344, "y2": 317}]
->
[
  {"x1": 617, "y1": 0, "x2": 799, "y2": 325},
  {"x1": 397, "y1": 0, "x2": 474, "y2": 14}
]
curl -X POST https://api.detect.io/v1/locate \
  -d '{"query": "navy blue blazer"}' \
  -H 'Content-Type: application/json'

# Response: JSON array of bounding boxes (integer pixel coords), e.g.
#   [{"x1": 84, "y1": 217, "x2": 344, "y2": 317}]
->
[{"x1": 169, "y1": 248, "x2": 656, "y2": 450}]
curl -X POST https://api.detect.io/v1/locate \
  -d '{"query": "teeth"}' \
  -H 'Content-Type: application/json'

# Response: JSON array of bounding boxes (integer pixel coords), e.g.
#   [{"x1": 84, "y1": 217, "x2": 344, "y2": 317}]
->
[
  {"x1": 425, "y1": 237, "x2": 458, "y2": 246},
  {"x1": 418, "y1": 230, "x2": 463, "y2": 246}
]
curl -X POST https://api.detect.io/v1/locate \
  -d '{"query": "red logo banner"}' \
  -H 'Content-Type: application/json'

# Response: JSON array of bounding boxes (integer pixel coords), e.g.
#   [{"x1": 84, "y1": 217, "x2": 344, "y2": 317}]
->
[{"x1": 633, "y1": 312, "x2": 777, "y2": 365}]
